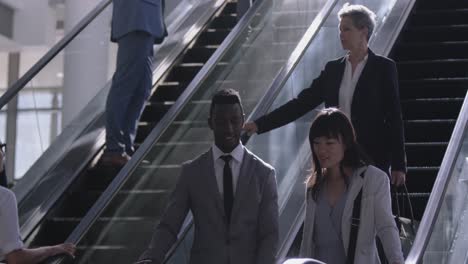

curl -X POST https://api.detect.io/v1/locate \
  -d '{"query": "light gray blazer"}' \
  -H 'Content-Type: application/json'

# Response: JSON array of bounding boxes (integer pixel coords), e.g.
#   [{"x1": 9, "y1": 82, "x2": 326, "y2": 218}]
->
[
  {"x1": 299, "y1": 166, "x2": 404, "y2": 264},
  {"x1": 111, "y1": 0, "x2": 167, "y2": 43},
  {"x1": 140, "y1": 147, "x2": 279, "y2": 264}
]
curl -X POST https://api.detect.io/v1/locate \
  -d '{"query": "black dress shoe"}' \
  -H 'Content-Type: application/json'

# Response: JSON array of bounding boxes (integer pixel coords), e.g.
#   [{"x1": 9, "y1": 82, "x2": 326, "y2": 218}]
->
[{"x1": 100, "y1": 152, "x2": 131, "y2": 167}]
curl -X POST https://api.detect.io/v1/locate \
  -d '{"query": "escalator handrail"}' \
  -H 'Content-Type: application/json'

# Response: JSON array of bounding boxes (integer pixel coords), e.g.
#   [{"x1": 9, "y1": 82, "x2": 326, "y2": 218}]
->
[
  {"x1": 405, "y1": 92, "x2": 468, "y2": 264},
  {"x1": 48, "y1": 0, "x2": 272, "y2": 262},
  {"x1": 0, "y1": 0, "x2": 112, "y2": 110},
  {"x1": 16, "y1": 0, "x2": 231, "y2": 243},
  {"x1": 246, "y1": 0, "x2": 339, "y2": 123}
]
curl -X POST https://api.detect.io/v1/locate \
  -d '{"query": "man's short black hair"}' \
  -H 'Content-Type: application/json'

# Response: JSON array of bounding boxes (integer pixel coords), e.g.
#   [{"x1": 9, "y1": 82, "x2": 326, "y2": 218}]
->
[{"x1": 209, "y1": 88, "x2": 244, "y2": 116}]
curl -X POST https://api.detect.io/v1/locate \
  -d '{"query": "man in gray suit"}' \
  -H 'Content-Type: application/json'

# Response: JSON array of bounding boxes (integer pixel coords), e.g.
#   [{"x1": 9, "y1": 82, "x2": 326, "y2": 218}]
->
[
  {"x1": 137, "y1": 89, "x2": 279, "y2": 264},
  {"x1": 101, "y1": 0, "x2": 168, "y2": 166}
]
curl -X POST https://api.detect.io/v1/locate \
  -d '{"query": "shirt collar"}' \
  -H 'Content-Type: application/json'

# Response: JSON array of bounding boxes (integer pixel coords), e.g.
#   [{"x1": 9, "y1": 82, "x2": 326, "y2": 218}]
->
[
  {"x1": 345, "y1": 53, "x2": 369, "y2": 65},
  {"x1": 212, "y1": 142, "x2": 245, "y2": 163}
]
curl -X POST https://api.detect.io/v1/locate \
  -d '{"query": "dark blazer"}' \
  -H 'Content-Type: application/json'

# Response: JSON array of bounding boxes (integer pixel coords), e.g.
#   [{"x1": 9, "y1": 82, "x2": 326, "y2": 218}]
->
[
  {"x1": 111, "y1": 0, "x2": 168, "y2": 43},
  {"x1": 139, "y1": 147, "x2": 279, "y2": 264},
  {"x1": 255, "y1": 49, "x2": 406, "y2": 172}
]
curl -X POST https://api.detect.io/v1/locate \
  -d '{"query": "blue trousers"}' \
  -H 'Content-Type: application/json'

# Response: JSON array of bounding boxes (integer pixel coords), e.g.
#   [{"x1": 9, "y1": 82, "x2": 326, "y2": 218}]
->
[{"x1": 105, "y1": 31, "x2": 155, "y2": 155}]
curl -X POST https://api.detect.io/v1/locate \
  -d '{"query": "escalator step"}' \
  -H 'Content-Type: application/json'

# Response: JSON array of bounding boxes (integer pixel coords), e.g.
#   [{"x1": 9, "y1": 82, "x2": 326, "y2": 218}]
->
[
  {"x1": 399, "y1": 79, "x2": 468, "y2": 99},
  {"x1": 404, "y1": 119, "x2": 455, "y2": 142},
  {"x1": 393, "y1": 41, "x2": 468, "y2": 60},
  {"x1": 140, "y1": 102, "x2": 173, "y2": 122},
  {"x1": 415, "y1": 0, "x2": 468, "y2": 10},
  {"x1": 406, "y1": 167, "x2": 438, "y2": 194},
  {"x1": 149, "y1": 82, "x2": 187, "y2": 102},
  {"x1": 164, "y1": 63, "x2": 208, "y2": 82},
  {"x1": 405, "y1": 142, "x2": 447, "y2": 167},
  {"x1": 398, "y1": 59, "x2": 468, "y2": 80},
  {"x1": 410, "y1": 9, "x2": 468, "y2": 27},
  {"x1": 401, "y1": 25, "x2": 468, "y2": 42},
  {"x1": 183, "y1": 46, "x2": 218, "y2": 63},
  {"x1": 209, "y1": 14, "x2": 238, "y2": 30},
  {"x1": 195, "y1": 29, "x2": 231, "y2": 46},
  {"x1": 401, "y1": 98, "x2": 463, "y2": 119}
]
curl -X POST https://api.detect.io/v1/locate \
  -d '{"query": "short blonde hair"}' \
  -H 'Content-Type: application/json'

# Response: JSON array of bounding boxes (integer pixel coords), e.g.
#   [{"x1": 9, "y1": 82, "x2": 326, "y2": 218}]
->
[{"x1": 338, "y1": 3, "x2": 376, "y2": 41}]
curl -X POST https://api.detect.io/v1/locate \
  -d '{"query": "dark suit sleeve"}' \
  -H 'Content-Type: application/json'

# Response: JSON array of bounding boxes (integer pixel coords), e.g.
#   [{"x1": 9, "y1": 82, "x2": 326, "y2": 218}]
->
[
  {"x1": 383, "y1": 60, "x2": 407, "y2": 172},
  {"x1": 254, "y1": 63, "x2": 330, "y2": 134},
  {"x1": 138, "y1": 164, "x2": 191, "y2": 264},
  {"x1": 256, "y1": 169, "x2": 279, "y2": 264}
]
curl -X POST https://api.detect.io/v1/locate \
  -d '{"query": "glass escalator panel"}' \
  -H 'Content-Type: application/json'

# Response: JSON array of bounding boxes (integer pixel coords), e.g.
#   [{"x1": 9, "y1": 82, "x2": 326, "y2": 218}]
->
[
  {"x1": 65, "y1": 0, "x2": 331, "y2": 263},
  {"x1": 14, "y1": 0, "x2": 237, "y2": 246},
  {"x1": 149, "y1": 0, "x2": 415, "y2": 262}
]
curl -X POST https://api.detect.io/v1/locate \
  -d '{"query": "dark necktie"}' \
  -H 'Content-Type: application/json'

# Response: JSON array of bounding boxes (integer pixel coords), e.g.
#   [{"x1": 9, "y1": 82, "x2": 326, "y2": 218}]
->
[{"x1": 221, "y1": 155, "x2": 233, "y2": 224}]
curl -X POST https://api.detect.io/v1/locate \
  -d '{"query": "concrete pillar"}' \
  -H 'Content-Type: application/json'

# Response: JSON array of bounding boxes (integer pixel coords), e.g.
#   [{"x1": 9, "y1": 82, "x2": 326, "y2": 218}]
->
[
  {"x1": 62, "y1": 0, "x2": 111, "y2": 128},
  {"x1": 6, "y1": 52, "x2": 19, "y2": 182}
]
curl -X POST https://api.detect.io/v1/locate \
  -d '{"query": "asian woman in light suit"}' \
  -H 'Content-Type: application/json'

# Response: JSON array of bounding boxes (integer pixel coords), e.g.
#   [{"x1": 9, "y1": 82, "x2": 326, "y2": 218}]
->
[{"x1": 299, "y1": 108, "x2": 403, "y2": 264}]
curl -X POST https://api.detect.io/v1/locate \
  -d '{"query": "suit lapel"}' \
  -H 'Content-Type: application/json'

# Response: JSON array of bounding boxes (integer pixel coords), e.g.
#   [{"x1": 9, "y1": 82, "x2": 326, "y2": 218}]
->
[
  {"x1": 230, "y1": 148, "x2": 254, "y2": 220},
  {"x1": 329, "y1": 57, "x2": 347, "y2": 107},
  {"x1": 204, "y1": 149, "x2": 225, "y2": 217},
  {"x1": 341, "y1": 166, "x2": 367, "y2": 255},
  {"x1": 350, "y1": 49, "x2": 376, "y2": 115}
]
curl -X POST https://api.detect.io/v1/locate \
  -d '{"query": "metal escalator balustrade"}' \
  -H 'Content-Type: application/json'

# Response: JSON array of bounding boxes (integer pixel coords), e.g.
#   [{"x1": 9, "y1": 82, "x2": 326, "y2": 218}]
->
[
  {"x1": 137, "y1": 0, "x2": 417, "y2": 262},
  {"x1": 7, "y1": 0, "x2": 238, "y2": 255},
  {"x1": 48, "y1": 0, "x2": 333, "y2": 263},
  {"x1": 24, "y1": 0, "x2": 239, "y2": 252}
]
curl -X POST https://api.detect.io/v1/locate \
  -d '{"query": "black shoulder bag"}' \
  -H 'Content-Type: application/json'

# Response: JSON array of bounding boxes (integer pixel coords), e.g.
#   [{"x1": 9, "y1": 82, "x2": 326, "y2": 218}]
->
[{"x1": 346, "y1": 170, "x2": 366, "y2": 264}]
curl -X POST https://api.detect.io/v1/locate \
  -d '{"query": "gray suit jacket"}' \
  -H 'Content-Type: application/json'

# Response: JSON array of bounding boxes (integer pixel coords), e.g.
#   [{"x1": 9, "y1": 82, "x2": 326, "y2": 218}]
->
[
  {"x1": 300, "y1": 166, "x2": 404, "y2": 264},
  {"x1": 140, "y1": 147, "x2": 279, "y2": 264},
  {"x1": 111, "y1": 0, "x2": 167, "y2": 43}
]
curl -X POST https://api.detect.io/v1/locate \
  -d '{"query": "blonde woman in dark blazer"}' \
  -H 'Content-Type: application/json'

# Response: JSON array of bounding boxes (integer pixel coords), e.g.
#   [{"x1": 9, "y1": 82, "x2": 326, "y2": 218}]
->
[
  {"x1": 299, "y1": 108, "x2": 403, "y2": 264},
  {"x1": 244, "y1": 4, "x2": 407, "y2": 186}
]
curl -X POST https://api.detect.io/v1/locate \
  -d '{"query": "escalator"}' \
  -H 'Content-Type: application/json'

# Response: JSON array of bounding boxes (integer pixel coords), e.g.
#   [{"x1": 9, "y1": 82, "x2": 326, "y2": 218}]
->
[
  {"x1": 25, "y1": 0, "x2": 240, "y2": 249},
  {"x1": 0, "y1": 0, "x2": 333, "y2": 263},
  {"x1": 282, "y1": 0, "x2": 468, "y2": 260},
  {"x1": 40, "y1": 0, "x2": 338, "y2": 262},
  {"x1": 8, "y1": 0, "x2": 245, "y2": 252},
  {"x1": 47, "y1": 0, "x2": 417, "y2": 263},
  {"x1": 391, "y1": 0, "x2": 468, "y2": 219}
]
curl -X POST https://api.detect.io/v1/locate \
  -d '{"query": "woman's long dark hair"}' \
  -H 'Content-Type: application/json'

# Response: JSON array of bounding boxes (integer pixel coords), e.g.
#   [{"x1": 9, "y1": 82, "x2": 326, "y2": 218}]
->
[{"x1": 306, "y1": 108, "x2": 370, "y2": 201}]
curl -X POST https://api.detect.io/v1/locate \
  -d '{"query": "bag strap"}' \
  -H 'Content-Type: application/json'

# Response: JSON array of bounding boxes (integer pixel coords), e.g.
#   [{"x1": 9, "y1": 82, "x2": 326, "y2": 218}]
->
[
  {"x1": 392, "y1": 184, "x2": 416, "y2": 232},
  {"x1": 346, "y1": 169, "x2": 366, "y2": 264}
]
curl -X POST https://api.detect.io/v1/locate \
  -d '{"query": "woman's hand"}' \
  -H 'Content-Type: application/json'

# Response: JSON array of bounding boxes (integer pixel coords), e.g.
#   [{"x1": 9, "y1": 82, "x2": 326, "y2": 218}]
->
[
  {"x1": 243, "y1": 122, "x2": 258, "y2": 135},
  {"x1": 48, "y1": 243, "x2": 76, "y2": 258}
]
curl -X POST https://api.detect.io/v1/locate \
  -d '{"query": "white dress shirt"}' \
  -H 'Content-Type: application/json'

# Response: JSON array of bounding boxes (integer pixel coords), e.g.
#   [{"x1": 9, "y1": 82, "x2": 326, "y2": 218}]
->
[
  {"x1": 338, "y1": 54, "x2": 368, "y2": 117},
  {"x1": 0, "y1": 186, "x2": 24, "y2": 261},
  {"x1": 211, "y1": 142, "x2": 245, "y2": 197}
]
